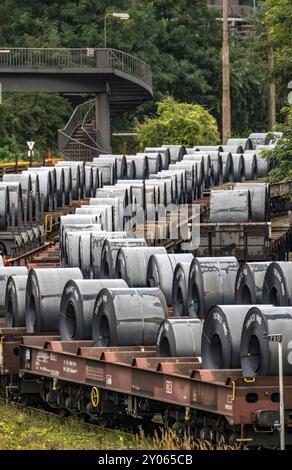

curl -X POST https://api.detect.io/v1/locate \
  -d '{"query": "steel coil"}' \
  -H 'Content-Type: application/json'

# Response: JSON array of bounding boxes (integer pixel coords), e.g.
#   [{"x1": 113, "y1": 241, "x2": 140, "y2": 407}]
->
[
  {"x1": 138, "y1": 153, "x2": 162, "y2": 174},
  {"x1": 221, "y1": 144, "x2": 244, "y2": 154},
  {"x1": 169, "y1": 163, "x2": 195, "y2": 202},
  {"x1": 5, "y1": 275, "x2": 28, "y2": 327},
  {"x1": 188, "y1": 256, "x2": 239, "y2": 319},
  {"x1": 172, "y1": 261, "x2": 193, "y2": 316},
  {"x1": 209, "y1": 190, "x2": 250, "y2": 223},
  {"x1": 56, "y1": 162, "x2": 81, "y2": 199},
  {"x1": 0, "y1": 185, "x2": 10, "y2": 230},
  {"x1": 91, "y1": 160, "x2": 116, "y2": 185},
  {"x1": 100, "y1": 238, "x2": 147, "y2": 279},
  {"x1": 23, "y1": 170, "x2": 53, "y2": 211},
  {"x1": 125, "y1": 159, "x2": 136, "y2": 179},
  {"x1": 146, "y1": 253, "x2": 194, "y2": 306},
  {"x1": 243, "y1": 153, "x2": 258, "y2": 180},
  {"x1": 248, "y1": 132, "x2": 269, "y2": 147},
  {"x1": 235, "y1": 262, "x2": 272, "y2": 304},
  {"x1": 161, "y1": 145, "x2": 186, "y2": 163},
  {"x1": 231, "y1": 154, "x2": 245, "y2": 182},
  {"x1": 91, "y1": 231, "x2": 127, "y2": 279},
  {"x1": 92, "y1": 287, "x2": 167, "y2": 346},
  {"x1": 2, "y1": 174, "x2": 33, "y2": 218},
  {"x1": 75, "y1": 205, "x2": 113, "y2": 231},
  {"x1": 240, "y1": 306, "x2": 292, "y2": 376},
  {"x1": 99, "y1": 155, "x2": 127, "y2": 179},
  {"x1": 156, "y1": 318, "x2": 203, "y2": 357},
  {"x1": 95, "y1": 187, "x2": 129, "y2": 208},
  {"x1": 54, "y1": 166, "x2": 65, "y2": 207},
  {"x1": 59, "y1": 279, "x2": 128, "y2": 340},
  {"x1": 219, "y1": 152, "x2": 234, "y2": 182},
  {"x1": 263, "y1": 262, "x2": 292, "y2": 305},
  {"x1": 235, "y1": 183, "x2": 269, "y2": 222},
  {"x1": 144, "y1": 147, "x2": 170, "y2": 170},
  {"x1": 25, "y1": 267, "x2": 83, "y2": 333},
  {"x1": 90, "y1": 197, "x2": 124, "y2": 231},
  {"x1": 125, "y1": 155, "x2": 149, "y2": 179},
  {"x1": 227, "y1": 138, "x2": 253, "y2": 151},
  {"x1": 115, "y1": 246, "x2": 167, "y2": 287},
  {"x1": 61, "y1": 224, "x2": 103, "y2": 258},
  {"x1": 202, "y1": 305, "x2": 254, "y2": 369},
  {"x1": 0, "y1": 267, "x2": 28, "y2": 316}
]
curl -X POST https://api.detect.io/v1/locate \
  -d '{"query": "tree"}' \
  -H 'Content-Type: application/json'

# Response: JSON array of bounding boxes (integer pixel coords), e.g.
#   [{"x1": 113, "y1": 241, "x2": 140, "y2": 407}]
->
[
  {"x1": 264, "y1": 106, "x2": 292, "y2": 198},
  {"x1": 136, "y1": 96, "x2": 220, "y2": 148}
]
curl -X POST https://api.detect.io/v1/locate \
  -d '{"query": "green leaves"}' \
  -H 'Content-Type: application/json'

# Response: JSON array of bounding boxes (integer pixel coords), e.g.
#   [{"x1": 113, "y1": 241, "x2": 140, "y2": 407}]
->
[{"x1": 136, "y1": 96, "x2": 220, "y2": 148}]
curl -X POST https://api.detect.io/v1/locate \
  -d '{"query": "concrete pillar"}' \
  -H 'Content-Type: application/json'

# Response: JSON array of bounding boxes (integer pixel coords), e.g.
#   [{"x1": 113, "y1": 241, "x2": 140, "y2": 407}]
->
[{"x1": 95, "y1": 93, "x2": 111, "y2": 153}]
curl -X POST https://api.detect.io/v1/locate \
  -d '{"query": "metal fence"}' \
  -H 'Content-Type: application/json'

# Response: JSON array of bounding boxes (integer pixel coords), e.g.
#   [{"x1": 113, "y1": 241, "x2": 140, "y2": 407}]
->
[{"x1": 0, "y1": 47, "x2": 152, "y2": 88}]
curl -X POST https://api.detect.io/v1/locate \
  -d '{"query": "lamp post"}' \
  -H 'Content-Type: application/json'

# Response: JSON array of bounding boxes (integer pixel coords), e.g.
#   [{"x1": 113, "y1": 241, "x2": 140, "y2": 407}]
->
[
  {"x1": 104, "y1": 12, "x2": 130, "y2": 48},
  {"x1": 264, "y1": 334, "x2": 285, "y2": 450}
]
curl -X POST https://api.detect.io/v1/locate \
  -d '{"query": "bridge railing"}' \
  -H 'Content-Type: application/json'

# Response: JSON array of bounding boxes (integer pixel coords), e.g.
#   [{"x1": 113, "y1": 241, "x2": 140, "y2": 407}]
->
[{"x1": 0, "y1": 47, "x2": 152, "y2": 88}]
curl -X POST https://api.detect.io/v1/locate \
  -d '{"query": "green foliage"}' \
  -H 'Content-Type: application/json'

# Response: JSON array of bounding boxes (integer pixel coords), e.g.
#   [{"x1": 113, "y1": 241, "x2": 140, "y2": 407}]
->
[
  {"x1": 0, "y1": 93, "x2": 72, "y2": 161},
  {"x1": 136, "y1": 96, "x2": 220, "y2": 148},
  {"x1": 261, "y1": 0, "x2": 292, "y2": 91},
  {"x1": 264, "y1": 106, "x2": 292, "y2": 197}
]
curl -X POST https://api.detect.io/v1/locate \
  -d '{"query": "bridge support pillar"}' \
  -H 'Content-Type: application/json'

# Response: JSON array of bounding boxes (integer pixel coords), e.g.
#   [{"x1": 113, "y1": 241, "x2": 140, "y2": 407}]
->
[{"x1": 95, "y1": 93, "x2": 111, "y2": 153}]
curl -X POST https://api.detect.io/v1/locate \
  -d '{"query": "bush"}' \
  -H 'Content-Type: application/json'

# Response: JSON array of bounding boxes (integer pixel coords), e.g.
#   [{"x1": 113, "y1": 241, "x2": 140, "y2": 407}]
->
[{"x1": 136, "y1": 96, "x2": 220, "y2": 148}]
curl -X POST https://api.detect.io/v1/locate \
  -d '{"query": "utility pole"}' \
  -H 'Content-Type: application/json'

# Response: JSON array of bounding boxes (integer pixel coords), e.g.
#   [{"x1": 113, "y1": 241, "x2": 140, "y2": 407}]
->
[
  {"x1": 268, "y1": 43, "x2": 276, "y2": 130},
  {"x1": 222, "y1": 0, "x2": 231, "y2": 144}
]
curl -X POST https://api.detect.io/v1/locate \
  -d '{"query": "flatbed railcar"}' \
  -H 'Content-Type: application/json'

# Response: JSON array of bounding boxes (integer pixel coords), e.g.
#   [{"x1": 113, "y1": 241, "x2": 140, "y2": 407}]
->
[{"x1": 1, "y1": 327, "x2": 292, "y2": 448}]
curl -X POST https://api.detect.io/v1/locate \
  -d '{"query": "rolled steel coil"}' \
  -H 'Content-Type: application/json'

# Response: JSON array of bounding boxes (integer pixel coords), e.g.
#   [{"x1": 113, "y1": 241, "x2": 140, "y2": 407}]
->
[
  {"x1": 116, "y1": 180, "x2": 145, "y2": 209},
  {"x1": 60, "y1": 215, "x2": 102, "y2": 249},
  {"x1": 234, "y1": 182, "x2": 269, "y2": 222},
  {"x1": 219, "y1": 152, "x2": 234, "y2": 182},
  {"x1": 56, "y1": 162, "x2": 81, "y2": 199},
  {"x1": 99, "y1": 155, "x2": 127, "y2": 179},
  {"x1": 125, "y1": 155, "x2": 149, "y2": 179},
  {"x1": 5, "y1": 275, "x2": 28, "y2": 327},
  {"x1": 197, "y1": 151, "x2": 222, "y2": 185},
  {"x1": 231, "y1": 154, "x2": 245, "y2": 182},
  {"x1": 188, "y1": 256, "x2": 239, "y2": 319},
  {"x1": 91, "y1": 160, "x2": 116, "y2": 185},
  {"x1": 27, "y1": 167, "x2": 57, "y2": 209},
  {"x1": 248, "y1": 132, "x2": 269, "y2": 147},
  {"x1": 209, "y1": 190, "x2": 250, "y2": 223},
  {"x1": 240, "y1": 306, "x2": 292, "y2": 376},
  {"x1": 61, "y1": 224, "x2": 103, "y2": 258},
  {"x1": 60, "y1": 166, "x2": 73, "y2": 205},
  {"x1": 0, "y1": 267, "x2": 28, "y2": 315},
  {"x1": 115, "y1": 246, "x2": 167, "y2": 287},
  {"x1": 23, "y1": 170, "x2": 53, "y2": 211},
  {"x1": 25, "y1": 267, "x2": 83, "y2": 333},
  {"x1": 91, "y1": 231, "x2": 127, "y2": 279},
  {"x1": 161, "y1": 145, "x2": 186, "y2": 163},
  {"x1": 202, "y1": 305, "x2": 254, "y2": 369},
  {"x1": 161, "y1": 169, "x2": 187, "y2": 203},
  {"x1": 100, "y1": 238, "x2": 147, "y2": 279},
  {"x1": 54, "y1": 166, "x2": 65, "y2": 207},
  {"x1": 150, "y1": 174, "x2": 175, "y2": 205},
  {"x1": 138, "y1": 153, "x2": 162, "y2": 174},
  {"x1": 182, "y1": 155, "x2": 205, "y2": 188},
  {"x1": 90, "y1": 197, "x2": 124, "y2": 231},
  {"x1": 63, "y1": 225, "x2": 103, "y2": 268},
  {"x1": 0, "y1": 182, "x2": 22, "y2": 226},
  {"x1": 172, "y1": 261, "x2": 193, "y2": 316},
  {"x1": 263, "y1": 262, "x2": 292, "y2": 305},
  {"x1": 235, "y1": 262, "x2": 272, "y2": 304},
  {"x1": 2, "y1": 174, "x2": 33, "y2": 215},
  {"x1": 227, "y1": 138, "x2": 253, "y2": 151},
  {"x1": 59, "y1": 279, "x2": 128, "y2": 341},
  {"x1": 75, "y1": 205, "x2": 113, "y2": 231},
  {"x1": 146, "y1": 253, "x2": 194, "y2": 306},
  {"x1": 144, "y1": 147, "x2": 170, "y2": 170},
  {"x1": 242, "y1": 153, "x2": 258, "y2": 180},
  {"x1": 83, "y1": 165, "x2": 93, "y2": 198},
  {"x1": 92, "y1": 287, "x2": 167, "y2": 346},
  {"x1": 156, "y1": 318, "x2": 203, "y2": 357},
  {"x1": 95, "y1": 187, "x2": 130, "y2": 207},
  {"x1": 169, "y1": 163, "x2": 195, "y2": 202},
  {"x1": 125, "y1": 159, "x2": 136, "y2": 179}
]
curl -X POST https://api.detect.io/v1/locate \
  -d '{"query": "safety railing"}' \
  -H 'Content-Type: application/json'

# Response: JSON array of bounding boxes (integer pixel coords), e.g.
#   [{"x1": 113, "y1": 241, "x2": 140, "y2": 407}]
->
[{"x1": 0, "y1": 48, "x2": 152, "y2": 88}]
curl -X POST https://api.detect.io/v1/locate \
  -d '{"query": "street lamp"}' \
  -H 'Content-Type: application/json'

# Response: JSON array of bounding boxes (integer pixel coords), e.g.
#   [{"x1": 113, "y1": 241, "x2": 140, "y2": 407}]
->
[
  {"x1": 104, "y1": 12, "x2": 130, "y2": 48},
  {"x1": 264, "y1": 333, "x2": 285, "y2": 450}
]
